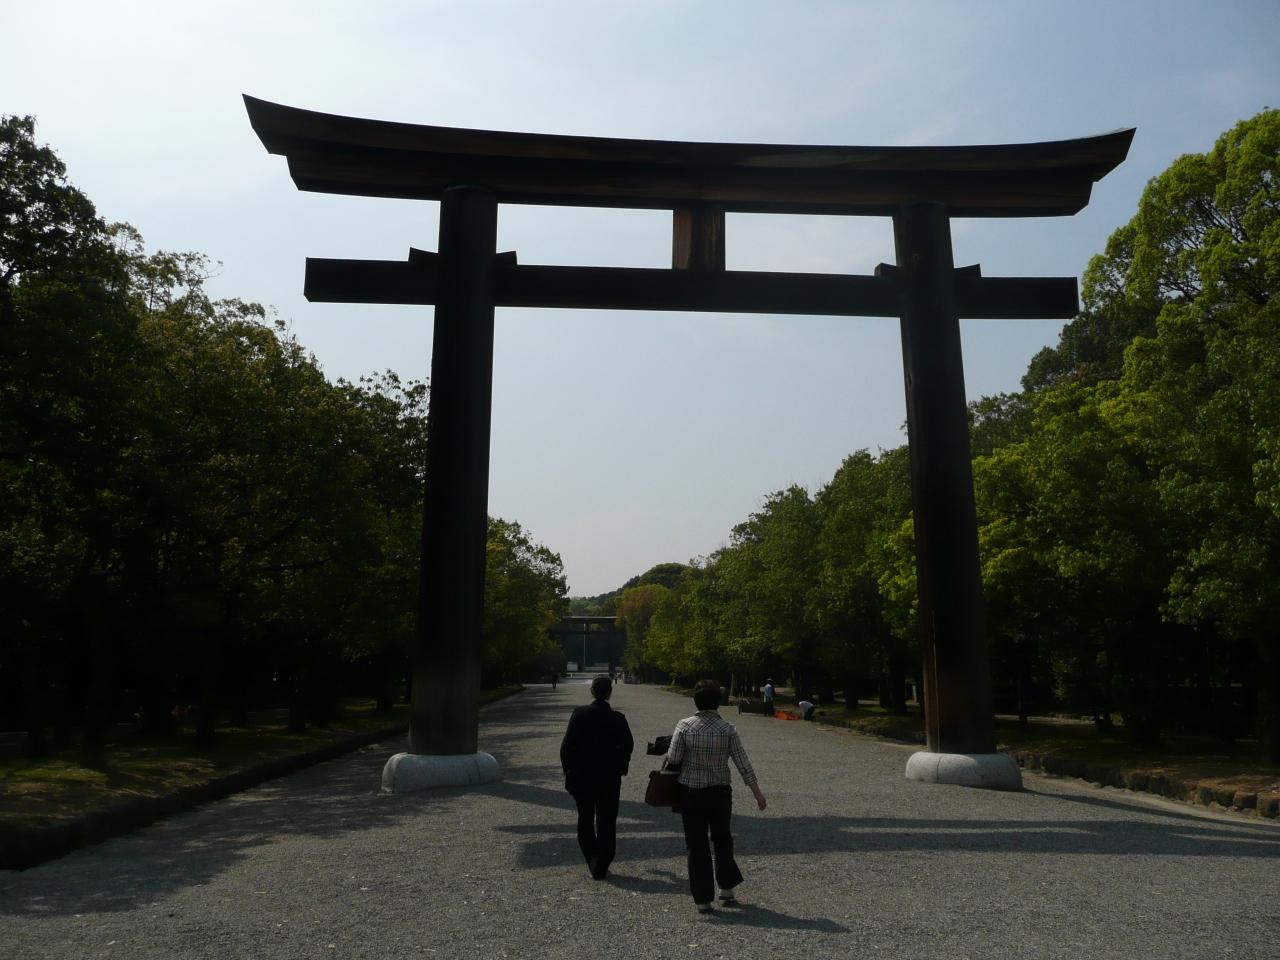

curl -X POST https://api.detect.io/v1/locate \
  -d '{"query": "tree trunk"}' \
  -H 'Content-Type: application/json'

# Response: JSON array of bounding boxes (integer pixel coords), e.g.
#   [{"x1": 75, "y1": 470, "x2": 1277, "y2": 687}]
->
[
  {"x1": 1125, "y1": 698, "x2": 1162, "y2": 747},
  {"x1": 227, "y1": 638, "x2": 250, "y2": 727},
  {"x1": 195, "y1": 632, "x2": 218, "y2": 748},
  {"x1": 1122, "y1": 625, "x2": 1165, "y2": 747},
  {"x1": 1094, "y1": 646, "x2": 1115, "y2": 733},
  {"x1": 1193, "y1": 634, "x2": 1213, "y2": 713},
  {"x1": 139, "y1": 691, "x2": 176, "y2": 738},
  {"x1": 818, "y1": 673, "x2": 835, "y2": 704},
  {"x1": 287, "y1": 681, "x2": 308, "y2": 733},
  {"x1": 1014, "y1": 635, "x2": 1030, "y2": 728},
  {"x1": 1257, "y1": 639, "x2": 1280, "y2": 764},
  {"x1": 138, "y1": 639, "x2": 176, "y2": 738},
  {"x1": 842, "y1": 672, "x2": 860, "y2": 709},
  {"x1": 21, "y1": 644, "x2": 48, "y2": 758},
  {"x1": 52, "y1": 676, "x2": 71, "y2": 749},
  {"x1": 79, "y1": 606, "x2": 111, "y2": 768},
  {"x1": 374, "y1": 652, "x2": 396, "y2": 715},
  {"x1": 888, "y1": 653, "x2": 909, "y2": 717},
  {"x1": 24, "y1": 691, "x2": 47, "y2": 758},
  {"x1": 195, "y1": 679, "x2": 216, "y2": 748},
  {"x1": 1212, "y1": 676, "x2": 1236, "y2": 743}
]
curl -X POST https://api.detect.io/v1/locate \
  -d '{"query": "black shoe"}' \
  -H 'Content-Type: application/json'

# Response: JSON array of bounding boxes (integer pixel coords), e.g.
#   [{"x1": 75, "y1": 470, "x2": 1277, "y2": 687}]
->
[{"x1": 695, "y1": 903, "x2": 714, "y2": 914}]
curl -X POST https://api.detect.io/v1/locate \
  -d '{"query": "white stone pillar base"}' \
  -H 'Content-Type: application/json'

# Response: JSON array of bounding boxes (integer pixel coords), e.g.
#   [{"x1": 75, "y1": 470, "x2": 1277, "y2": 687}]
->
[
  {"x1": 381, "y1": 752, "x2": 500, "y2": 792},
  {"x1": 905, "y1": 751, "x2": 1022, "y2": 791}
]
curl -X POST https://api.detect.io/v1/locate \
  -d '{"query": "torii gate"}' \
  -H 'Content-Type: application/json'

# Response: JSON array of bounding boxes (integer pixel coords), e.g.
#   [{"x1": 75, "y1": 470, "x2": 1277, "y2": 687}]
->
[{"x1": 245, "y1": 96, "x2": 1131, "y2": 791}]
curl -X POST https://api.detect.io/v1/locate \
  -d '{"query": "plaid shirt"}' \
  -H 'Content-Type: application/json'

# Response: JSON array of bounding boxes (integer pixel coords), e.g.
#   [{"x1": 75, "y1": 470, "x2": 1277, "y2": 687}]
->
[{"x1": 664, "y1": 710, "x2": 758, "y2": 788}]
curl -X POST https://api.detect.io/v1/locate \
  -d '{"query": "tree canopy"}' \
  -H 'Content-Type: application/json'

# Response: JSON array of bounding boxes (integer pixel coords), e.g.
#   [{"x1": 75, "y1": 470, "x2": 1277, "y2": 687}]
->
[{"x1": 0, "y1": 116, "x2": 567, "y2": 759}]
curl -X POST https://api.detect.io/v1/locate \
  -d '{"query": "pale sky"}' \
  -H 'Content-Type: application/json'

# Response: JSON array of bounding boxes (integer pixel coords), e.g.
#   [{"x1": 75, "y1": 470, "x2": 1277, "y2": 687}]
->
[{"x1": 6, "y1": 1, "x2": 1276, "y2": 595}]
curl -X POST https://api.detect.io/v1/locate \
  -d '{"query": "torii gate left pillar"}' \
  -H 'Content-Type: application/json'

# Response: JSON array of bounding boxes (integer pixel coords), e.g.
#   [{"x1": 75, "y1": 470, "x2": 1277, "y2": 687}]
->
[{"x1": 382, "y1": 187, "x2": 502, "y2": 790}]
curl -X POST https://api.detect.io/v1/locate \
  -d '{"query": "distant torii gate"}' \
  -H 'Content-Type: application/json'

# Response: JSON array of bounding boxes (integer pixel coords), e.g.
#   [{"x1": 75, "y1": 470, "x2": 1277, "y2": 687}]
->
[
  {"x1": 549, "y1": 617, "x2": 626, "y2": 673},
  {"x1": 245, "y1": 95, "x2": 1132, "y2": 791}
]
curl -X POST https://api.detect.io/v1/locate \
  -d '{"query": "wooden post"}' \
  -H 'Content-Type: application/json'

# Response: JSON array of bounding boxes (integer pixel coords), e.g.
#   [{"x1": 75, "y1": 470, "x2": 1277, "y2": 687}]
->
[
  {"x1": 673, "y1": 205, "x2": 725, "y2": 271},
  {"x1": 893, "y1": 201, "x2": 996, "y2": 755},
  {"x1": 410, "y1": 186, "x2": 498, "y2": 755}
]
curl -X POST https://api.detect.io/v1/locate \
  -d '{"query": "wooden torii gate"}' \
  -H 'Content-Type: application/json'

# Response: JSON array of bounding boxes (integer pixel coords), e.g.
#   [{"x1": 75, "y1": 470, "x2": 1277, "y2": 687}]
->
[{"x1": 245, "y1": 95, "x2": 1132, "y2": 790}]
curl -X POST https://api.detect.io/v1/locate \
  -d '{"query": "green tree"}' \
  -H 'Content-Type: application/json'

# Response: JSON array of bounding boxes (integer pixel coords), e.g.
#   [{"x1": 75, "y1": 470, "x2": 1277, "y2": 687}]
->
[
  {"x1": 622, "y1": 562, "x2": 689, "y2": 591},
  {"x1": 728, "y1": 486, "x2": 822, "y2": 697},
  {"x1": 1103, "y1": 109, "x2": 1280, "y2": 757},
  {"x1": 1, "y1": 115, "x2": 573, "y2": 760},
  {"x1": 1, "y1": 116, "x2": 137, "y2": 760},
  {"x1": 483, "y1": 518, "x2": 568, "y2": 685},
  {"x1": 812, "y1": 447, "x2": 914, "y2": 710},
  {"x1": 644, "y1": 564, "x2": 727, "y2": 683},
  {"x1": 616, "y1": 582, "x2": 671, "y2": 681}
]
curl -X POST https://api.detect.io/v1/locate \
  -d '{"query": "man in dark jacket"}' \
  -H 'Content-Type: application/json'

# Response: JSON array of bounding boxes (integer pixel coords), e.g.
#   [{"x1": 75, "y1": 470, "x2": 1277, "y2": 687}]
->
[{"x1": 560, "y1": 675, "x2": 634, "y2": 880}]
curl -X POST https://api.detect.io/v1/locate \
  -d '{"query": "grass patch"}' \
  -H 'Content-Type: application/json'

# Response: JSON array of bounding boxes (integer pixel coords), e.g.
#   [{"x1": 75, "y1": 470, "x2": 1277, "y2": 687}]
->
[
  {"x1": 808, "y1": 702, "x2": 926, "y2": 742},
  {"x1": 803, "y1": 700, "x2": 1280, "y2": 796},
  {"x1": 0, "y1": 687, "x2": 524, "y2": 838},
  {"x1": 991, "y1": 717, "x2": 1280, "y2": 794}
]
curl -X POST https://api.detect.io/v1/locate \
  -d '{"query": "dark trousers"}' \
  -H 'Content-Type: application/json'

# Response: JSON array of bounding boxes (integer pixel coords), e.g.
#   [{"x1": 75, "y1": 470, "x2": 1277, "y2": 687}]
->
[
  {"x1": 680, "y1": 785, "x2": 744, "y2": 904},
  {"x1": 572, "y1": 780, "x2": 621, "y2": 878}
]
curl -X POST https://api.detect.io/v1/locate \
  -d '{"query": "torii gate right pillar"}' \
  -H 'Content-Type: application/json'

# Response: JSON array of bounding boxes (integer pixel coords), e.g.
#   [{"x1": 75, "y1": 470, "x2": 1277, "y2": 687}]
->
[{"x1": 895, "y1": 201, "x2": 1019, "y2": 789}]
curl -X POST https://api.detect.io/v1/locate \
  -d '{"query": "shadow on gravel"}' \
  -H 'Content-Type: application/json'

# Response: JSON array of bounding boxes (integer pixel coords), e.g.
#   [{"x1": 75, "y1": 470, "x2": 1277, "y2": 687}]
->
[
  {"x1": 0, "y1": 742, "x2": 464, "y2": 918},
  {"x1": 731, "y1": 810, "x2": 1280, "y2": 861},
  {"x1": 484, "y1": 690, "x2": 583, "y2": 718},
  {"x1": 483, "y1": 777, "x2": 1280, "y2": 867},
  {"x1": 608, "y1": 871, "x2": 850, "y2": 932}
]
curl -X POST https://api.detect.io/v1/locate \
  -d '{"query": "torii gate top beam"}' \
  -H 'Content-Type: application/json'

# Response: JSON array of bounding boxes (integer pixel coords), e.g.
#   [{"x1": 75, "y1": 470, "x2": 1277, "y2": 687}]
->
[{"x1": 244, "y1": 95, "x2": 1132, "y2": 218}]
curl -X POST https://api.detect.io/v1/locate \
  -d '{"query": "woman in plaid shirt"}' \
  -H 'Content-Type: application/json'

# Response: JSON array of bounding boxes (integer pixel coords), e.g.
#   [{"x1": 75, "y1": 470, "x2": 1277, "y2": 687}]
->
[{"x1": 664, "y1": 680, "x2": 767, "y2": 913}]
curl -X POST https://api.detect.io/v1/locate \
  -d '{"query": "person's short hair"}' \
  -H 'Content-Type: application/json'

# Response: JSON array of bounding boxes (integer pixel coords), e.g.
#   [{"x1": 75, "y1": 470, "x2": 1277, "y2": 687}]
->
[
  {"x1": 693, "y1": 680, "x2": 721, "y2": 711},
  {"x1": 591, "y1": 675, "x2": 613, "y2": 700}
]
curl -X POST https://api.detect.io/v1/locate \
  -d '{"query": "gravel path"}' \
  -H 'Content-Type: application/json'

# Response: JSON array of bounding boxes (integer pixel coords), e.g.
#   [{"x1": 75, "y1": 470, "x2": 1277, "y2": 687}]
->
[{"x1": 3, "y1": 681, "x2": 1279, "y2": 959}]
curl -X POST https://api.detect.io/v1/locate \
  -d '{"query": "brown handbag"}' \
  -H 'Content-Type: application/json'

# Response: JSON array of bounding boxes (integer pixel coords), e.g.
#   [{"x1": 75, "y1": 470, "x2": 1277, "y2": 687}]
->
[{"x1": 644, "y1": 768, "x2": 681, "y2": 807}]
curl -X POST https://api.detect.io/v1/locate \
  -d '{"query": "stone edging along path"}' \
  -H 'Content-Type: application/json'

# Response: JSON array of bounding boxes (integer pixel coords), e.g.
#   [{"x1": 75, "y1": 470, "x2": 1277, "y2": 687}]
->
[
  {"x1": 800, "y1": 709, "x2": 1280, "y2": 823},
  {"x1": 1012, "y1": 750, "x2": 1280, "y2": 820},
  {"x1": 0, "y1": 723, "x2": 408, "y2": 872}
]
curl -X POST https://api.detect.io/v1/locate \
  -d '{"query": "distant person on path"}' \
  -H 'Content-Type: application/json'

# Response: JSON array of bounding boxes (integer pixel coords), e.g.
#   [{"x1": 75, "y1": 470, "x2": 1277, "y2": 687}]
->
[
  {"x1": 550, "y1": 670, "x2": 558, "y2": 690},
  {"x1": 665, "y1": 679, "x2": 767, "y2": 914},
  {"x1": 763, "y1": 679, "x2": 775, "y2": 716},
  {"x1": 559, "y1": 675, "x2": 634, "y2": 880},
  {"x1": 798, "y1": 698, "x2": 816, "y2": 721}
]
